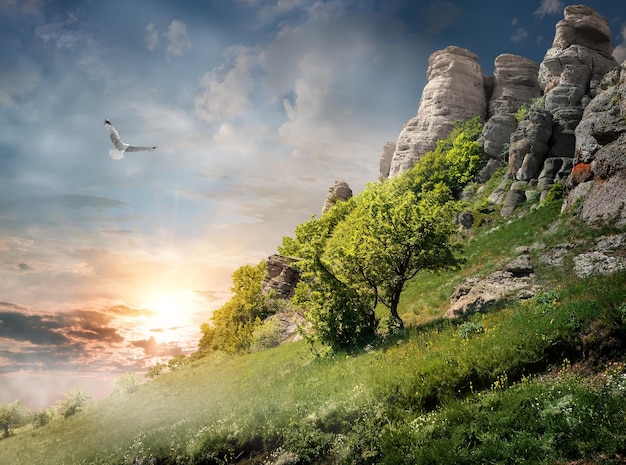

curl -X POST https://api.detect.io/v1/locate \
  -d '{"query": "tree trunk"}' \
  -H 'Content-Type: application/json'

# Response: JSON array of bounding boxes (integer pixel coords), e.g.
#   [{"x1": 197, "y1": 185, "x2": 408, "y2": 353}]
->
[{"x1": 389, "y1": 287, "x2": 404, "y2": 331}]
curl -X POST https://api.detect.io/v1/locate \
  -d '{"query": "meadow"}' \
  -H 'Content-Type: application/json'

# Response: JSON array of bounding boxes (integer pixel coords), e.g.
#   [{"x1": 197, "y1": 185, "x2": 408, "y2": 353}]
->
[{"x1": 1, "y1": 200, "x2": 625, "y2": 464}]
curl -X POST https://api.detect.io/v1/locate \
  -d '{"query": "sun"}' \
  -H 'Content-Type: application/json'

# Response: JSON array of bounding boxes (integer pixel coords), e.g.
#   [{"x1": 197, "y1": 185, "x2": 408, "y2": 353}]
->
[{"x1": 138, "y1": 289, "x2": 202, "y2": 342}]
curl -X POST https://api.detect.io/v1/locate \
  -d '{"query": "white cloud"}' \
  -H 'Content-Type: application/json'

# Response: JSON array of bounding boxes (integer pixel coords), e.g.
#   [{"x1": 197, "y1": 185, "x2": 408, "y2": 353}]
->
[
  {"x1": 144, "y1": 20, "x2": 192, "y2": 59},
  {"x1": 145, "y1": 22, "x2": 159, "y2": 51},
  {"x1": 195, "y1": 45, "x2": 257, "y2": 122},
  {"x1": 534, "y1": 0, "x2": 563, "y2": 18},
  {"x1": 613, "y1": 24, "x2": 626, "y2": 64},
  {"x1": 165, "y1": 20, "x2": 192, "y2": 59},
  {"x1": 511, "y1": 18, "x2": 519, "y2": 26},
  {"x1": 510, "y1": 28, "x2": 529, "y2": 43}
]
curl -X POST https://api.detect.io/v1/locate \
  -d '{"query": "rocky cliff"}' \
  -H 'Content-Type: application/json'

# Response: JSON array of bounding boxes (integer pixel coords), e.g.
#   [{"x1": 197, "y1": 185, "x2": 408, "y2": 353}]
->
[{"x1": 382, "y1": 4, "x2": 624, "y2": 226}]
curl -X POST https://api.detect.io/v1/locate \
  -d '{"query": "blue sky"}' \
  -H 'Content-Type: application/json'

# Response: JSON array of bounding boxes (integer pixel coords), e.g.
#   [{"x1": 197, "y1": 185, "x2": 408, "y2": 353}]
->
[{"x1": 1, "y1": 0, "x2": 625, "y2": 407}]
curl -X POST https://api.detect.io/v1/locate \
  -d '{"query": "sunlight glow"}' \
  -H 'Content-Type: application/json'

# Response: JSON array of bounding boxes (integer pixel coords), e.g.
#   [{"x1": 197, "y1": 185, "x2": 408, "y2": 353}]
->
[{"x1": 138, "y1": 289, "x2": 202, "y2": 342}]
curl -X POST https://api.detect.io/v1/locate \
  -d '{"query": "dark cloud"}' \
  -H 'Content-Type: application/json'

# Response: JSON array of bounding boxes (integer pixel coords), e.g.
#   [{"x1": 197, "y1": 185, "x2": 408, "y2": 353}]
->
[
  {"x1": 0, "y1": 311, "x2": 69, "y2": 345},
  {"x1": 130, "y1": 336, "x2": 183, "y2": 357},
  {"x1": 130, "y1": 336, "x2": 159, "y2": 355},
  {"x1": 0, "y1": 307, "x2": 130, "y2": 371}
]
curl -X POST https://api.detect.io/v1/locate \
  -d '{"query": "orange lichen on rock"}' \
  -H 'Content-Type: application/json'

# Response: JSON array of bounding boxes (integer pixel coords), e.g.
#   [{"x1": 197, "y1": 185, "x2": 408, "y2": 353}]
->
[{"x1": 571, "y1": 162, "x2": 593, "y2": 185}]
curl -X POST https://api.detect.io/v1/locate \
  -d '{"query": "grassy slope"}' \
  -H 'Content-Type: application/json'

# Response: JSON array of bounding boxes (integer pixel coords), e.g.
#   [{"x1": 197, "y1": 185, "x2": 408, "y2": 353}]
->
[{"x1": 1, "y1": 201, "x2": 625, "y2": 465}]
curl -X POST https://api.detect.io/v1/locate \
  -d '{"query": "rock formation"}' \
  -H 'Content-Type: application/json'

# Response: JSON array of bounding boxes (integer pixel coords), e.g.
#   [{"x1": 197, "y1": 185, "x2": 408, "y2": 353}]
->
[
  {"x1": 562, "y1": 62, "x2": 626, "y2": 227},
  {"x1": 489, "y1": 54, "x2": 542, "y2": 117},
  {"x1": 261, "y1": 254, "x2": 301, "y2": 299},
  {"x1": 377, "y1": 141, "x2": 396, "y2": 180},
  {"x1": 479, "y1": 54, "x2": 543, "y2": 162},
  {"x1": 388, "y1": 46, "x2": 487, "y2": 177},
  {"x1": 321, "y1": 181, "x2": 353, "y2": 214},
  {"x1": 493, "y1": 5, "x2": 620, "y2": 216}
]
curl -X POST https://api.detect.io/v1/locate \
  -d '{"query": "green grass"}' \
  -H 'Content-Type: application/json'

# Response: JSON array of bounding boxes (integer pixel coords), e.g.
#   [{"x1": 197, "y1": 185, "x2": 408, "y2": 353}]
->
[{"x1": 1, "y1": 202, "x2": 625, "y2": 464}]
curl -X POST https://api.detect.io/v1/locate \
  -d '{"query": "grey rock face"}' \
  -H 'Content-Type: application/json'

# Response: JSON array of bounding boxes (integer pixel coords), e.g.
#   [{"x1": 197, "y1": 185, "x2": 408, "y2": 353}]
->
[
  {"x1": 261, "y1": 254, "x2": 301, "y2": 300},
  {"x1": 489, "y1": 54, "x2": 541, "y2": 116},
  {"x1": 480, "y1": 113, "x2": 517, "y2": 159},
  {"x1": 564, "y1": 63, "x2": 626, "y2": 227},
  {"x1": 536, "y1": 6, "x2": 618, "y2": 191},
  {"x1": 377, "y1": 141, "x2": 396, "y2": 181},
  {"x1": 538, "y1": 157, "x2": 573, "y2": 193},
  {"x1": 501, "y1": 180, "x2": 528, "y2": 217},
  {"x1": 508, "y1": 109, "x2": 553, "y2": 181},
  {"x1": 389, "y1": 46, "x2": 487, "y2": 177},
  {"x1": 321, "y1": 181, "x2": 353, "y2": 214}
]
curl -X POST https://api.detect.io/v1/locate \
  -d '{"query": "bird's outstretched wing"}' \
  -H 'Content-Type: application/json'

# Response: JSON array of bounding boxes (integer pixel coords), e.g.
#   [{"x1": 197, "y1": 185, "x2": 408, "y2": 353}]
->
[
  {"x1": 104, "y1": 119, "x2": 156, "y2": 157},
  {"x1": 125, "y1": 144, "x2": 157, "y2": 152}
]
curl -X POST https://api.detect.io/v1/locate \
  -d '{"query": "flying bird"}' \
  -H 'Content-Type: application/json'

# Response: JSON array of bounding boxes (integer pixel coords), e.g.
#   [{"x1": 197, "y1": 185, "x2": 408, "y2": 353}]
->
[{"x1": 104, "y1": 119, "x2": 157, "y2": 160}]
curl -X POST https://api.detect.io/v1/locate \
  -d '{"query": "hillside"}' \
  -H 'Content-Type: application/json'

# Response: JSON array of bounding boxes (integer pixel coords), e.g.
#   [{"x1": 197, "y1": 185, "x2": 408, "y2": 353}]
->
[{"x1": 0, "y1": 189, "x2": 625, "y2": 464}]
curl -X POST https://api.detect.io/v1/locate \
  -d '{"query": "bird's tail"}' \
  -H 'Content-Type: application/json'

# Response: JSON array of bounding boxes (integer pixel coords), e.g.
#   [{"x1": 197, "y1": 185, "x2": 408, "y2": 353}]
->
[{"x1": 109, "y1": 149, "x2": 125, "y2": 160}]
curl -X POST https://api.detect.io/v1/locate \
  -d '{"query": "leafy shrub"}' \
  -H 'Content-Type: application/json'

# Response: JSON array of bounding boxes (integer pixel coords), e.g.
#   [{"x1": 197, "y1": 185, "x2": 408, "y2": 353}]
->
[
  {"x1": 250, "y1": 318, "x2": 283, "y2": 352},
  {"x1": 515, "y1": 95, "x2": 546, "y2": 122},
  {"x1": 58, "y1": 386, "x2": 90, "y2": 418},
  {"x1": 113, "y1": 372, "x2": 141, "y2": 395},
  {"x1": 403, "y1": 116, "x2": 485, "y2": 198},
  {"x1": 543, "y1": 183, "x2": 564, "y2": 203}
]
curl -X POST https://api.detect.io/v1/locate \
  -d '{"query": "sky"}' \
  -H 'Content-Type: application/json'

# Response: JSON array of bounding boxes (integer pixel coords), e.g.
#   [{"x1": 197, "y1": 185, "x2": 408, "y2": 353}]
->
[{"x1": 1, "y1": 0, "x2": 625, "y2": 409}]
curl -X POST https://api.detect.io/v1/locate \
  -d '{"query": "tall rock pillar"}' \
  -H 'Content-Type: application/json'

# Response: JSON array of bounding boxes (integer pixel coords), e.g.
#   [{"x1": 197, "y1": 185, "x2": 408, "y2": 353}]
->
[{"x1": 388, "y1": 46, "x2": 487, "y2": 178}]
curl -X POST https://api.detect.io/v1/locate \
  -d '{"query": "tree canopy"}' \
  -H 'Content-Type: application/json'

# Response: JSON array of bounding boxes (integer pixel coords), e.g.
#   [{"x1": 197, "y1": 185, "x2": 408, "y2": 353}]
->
[{"x1": 198, "y1": 261, "x2": 274, "y2": 354}]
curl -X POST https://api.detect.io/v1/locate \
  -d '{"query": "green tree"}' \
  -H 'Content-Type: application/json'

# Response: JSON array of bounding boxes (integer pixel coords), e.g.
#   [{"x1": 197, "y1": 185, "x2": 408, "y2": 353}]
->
[
  {"x1": 58, "y1": 386, "x2": 90, "y2": 418},
  {"x1": 0, "y1": 400, "x2": 29, "y2": 438},
  {"x1": 32, "y1": 407, "x2": 55, "y2": 429},
  {"x1": 281, "y1": 198, "x2": 378, "y2": 350},
  {"x1": 146, "y1": 362, "x2": 166, "y2": 379},
  {"x1": 167, "y1": 354, "x2": 188, "y2": 372},
  {"x1": 113, "y1": 372, "x2": 141, "y2": 394},
  {"x1": 326, "y1": 180, "x2": 461, "y2": 330},
  {"x1": 198, "y1": 261, "x2": 275, "y2": 354}
]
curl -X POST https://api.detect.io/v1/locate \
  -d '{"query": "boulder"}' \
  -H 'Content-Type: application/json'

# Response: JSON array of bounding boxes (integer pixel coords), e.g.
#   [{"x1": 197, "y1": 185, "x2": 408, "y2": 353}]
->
[
  {"x1": 446, "y1": 269, "x2": 538, "y2": 319},
  {"x1": 389, "y1": 46, "x2": 487, "y2": 177},
  {"x1": 501, "y1": 181, "x2": 528, "y2": 217},
  {"x1": 261, "y1": 254, "x2": 301, "y2": 299},
  {"x1": 321, "y1": 181, "x2": 353, "y2": 214},
  {"x1": 479, "y1": 113, "x2": 517, "y2": 159}
]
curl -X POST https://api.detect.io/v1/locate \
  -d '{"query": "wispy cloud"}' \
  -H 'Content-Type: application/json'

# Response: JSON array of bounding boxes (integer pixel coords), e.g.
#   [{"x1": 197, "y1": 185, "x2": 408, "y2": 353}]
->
[
  {"x1": 144, "y1": 20, "x2": 192, "y2": 59},
  {"x1": 166, "y1": 20, "x2": 192, "y2": 59},
  {"x1": 534, "y1": 0, "x2": 564, "y2": 18},
  {"x1": 145, "y1": 22, "x2": 160, "y2": 51},
  {"x1": 195, "y1": 45, "x2": 258, "y2": 122},
  {"x1": 510, "y1": 28, "x2": 529, "y2": 43}
]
